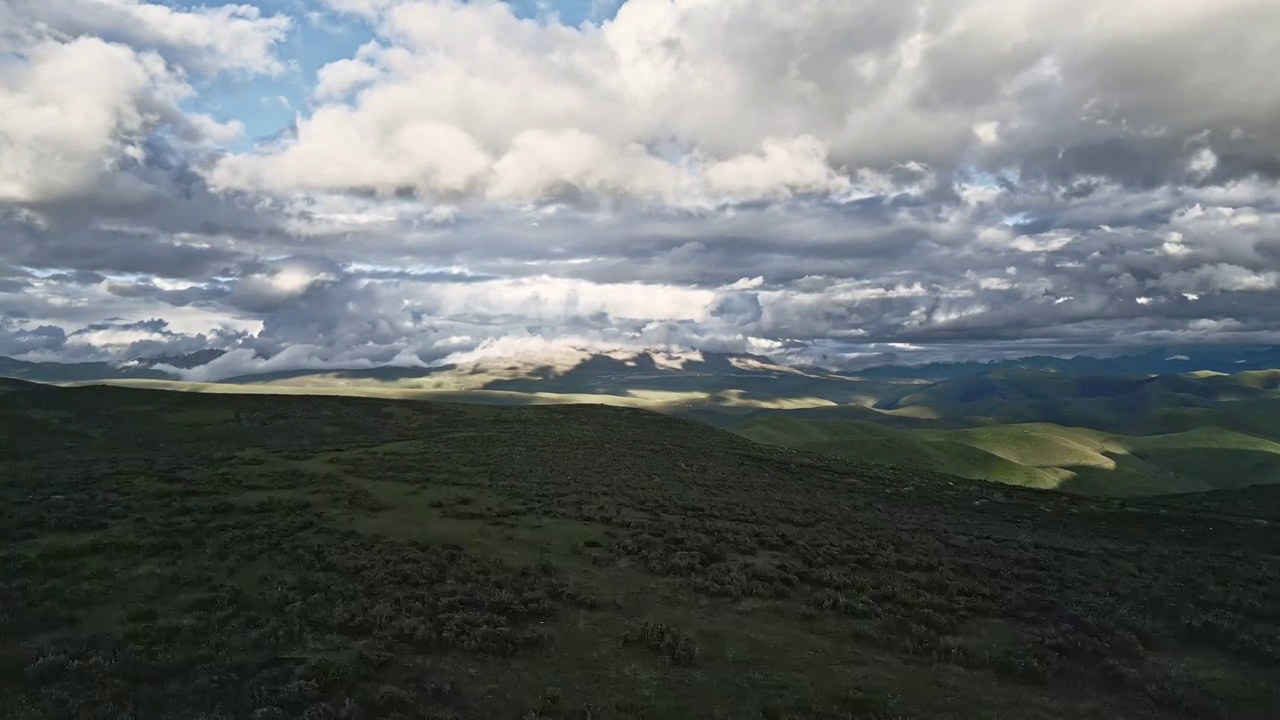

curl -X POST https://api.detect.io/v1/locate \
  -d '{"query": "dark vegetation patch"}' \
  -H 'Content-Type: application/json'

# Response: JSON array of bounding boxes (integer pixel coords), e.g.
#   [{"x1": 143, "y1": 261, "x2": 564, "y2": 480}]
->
[
  {"x1": 2, "y1": 379, "x2": 1279, "y2": 718},
  {"x1": 621, "y1": 620, "x2": 699, "y2": 667}
]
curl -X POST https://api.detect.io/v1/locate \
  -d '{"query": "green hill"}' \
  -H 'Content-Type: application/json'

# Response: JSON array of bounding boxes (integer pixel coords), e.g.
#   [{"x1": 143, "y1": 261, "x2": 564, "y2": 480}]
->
[
  {"x1": 734, "y1": 415, "x2": 1280, "y2": 497},
  {"x1": 1124, "y1": 427, "x2": 1280, "y2": 489},
  {"x1": 715, "y1": 366, "x2": 1279, "y2": 496},
  {"x1": 735, "y1": 415, "x2": 1070, "y2": 488},
  {"x1": 12, "y1": 358, "x2": 1280, "y2": 496},
  {"x1": 3, "y1": 380, "x2": 1279, "y2": 718}
]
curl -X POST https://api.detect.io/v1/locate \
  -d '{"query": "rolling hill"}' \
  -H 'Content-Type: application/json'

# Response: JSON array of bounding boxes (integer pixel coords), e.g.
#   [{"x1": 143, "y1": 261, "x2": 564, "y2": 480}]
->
[
  {"x1": 733, "y1": 416, "x2": 1280, "y2": 497},
  {"x1": 2, "y1": 379, "x2": 1279, "y2": 718},
  {"x1": 718, "y1": 365, "x2": 1280, "y2": 496},
  {"x1": 6, "y1": 350, "x2": 1280, "y2": 496}
]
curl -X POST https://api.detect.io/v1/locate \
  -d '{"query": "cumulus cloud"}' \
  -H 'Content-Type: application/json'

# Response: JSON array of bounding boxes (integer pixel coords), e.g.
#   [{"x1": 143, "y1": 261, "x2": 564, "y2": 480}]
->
[
  {"x1": 0, "y1": 0, "x2": 289, "y2": 207},
  {"x1": 0, "y1": 37, "x2": 190, "y2": 203},
  {"x1": 212, "y1": 0, "x2": 1280, "y2": 206},
  {"x1": 9, "y1": 0, "x2": 293, "y2": 75}
]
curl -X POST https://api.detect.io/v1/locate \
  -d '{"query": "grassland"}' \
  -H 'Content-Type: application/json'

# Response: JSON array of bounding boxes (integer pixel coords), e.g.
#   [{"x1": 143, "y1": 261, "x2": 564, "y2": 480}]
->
[
  {"x1": 70, "y1": 378, "x2": 841, "y2": 412},
  {"x1": 35, "y1": 356, "x2": 1280, "y2": 498},
  {"x1": 59, "y1": 359, "x2": 1280, "y2": 497},
  {"x1": 716, "y1": 365, "x2": 1280, "y2": 496},
  {"x1": 3, "y1": 379, "x2": 1280, "y2": 719}
]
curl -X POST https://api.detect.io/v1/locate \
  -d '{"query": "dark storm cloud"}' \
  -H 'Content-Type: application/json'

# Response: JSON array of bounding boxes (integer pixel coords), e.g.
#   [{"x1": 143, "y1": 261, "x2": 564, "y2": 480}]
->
[
  {"x1": 0, "y1": 322, "x2": 68, "y2": 357},
  {"x1": 104, "y1": 279, "x2": 231, "y2": 307}
]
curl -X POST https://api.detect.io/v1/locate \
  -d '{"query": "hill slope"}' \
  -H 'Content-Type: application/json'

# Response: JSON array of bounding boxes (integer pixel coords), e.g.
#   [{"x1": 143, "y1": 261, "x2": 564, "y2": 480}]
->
[
  {"x1": 734, "y1": 415, "x2": 1280, "y2": 496},
  {"x1": 10, "y1": 352, "x2": 1280, "y2": 496},
  {"x1": 2, "y1": 380, "x2": 1278, "y2": 719}
]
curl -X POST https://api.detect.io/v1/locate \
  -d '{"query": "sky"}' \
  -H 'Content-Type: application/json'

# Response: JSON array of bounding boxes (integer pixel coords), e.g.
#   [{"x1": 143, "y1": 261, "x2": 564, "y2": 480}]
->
[{"x1": 2, "y1": 0, "x2": 1280, "y2": 378}]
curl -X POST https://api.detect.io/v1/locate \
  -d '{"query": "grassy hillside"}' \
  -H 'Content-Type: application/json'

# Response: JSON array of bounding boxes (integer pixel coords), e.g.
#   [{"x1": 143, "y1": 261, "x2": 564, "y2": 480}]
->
[
  {"x1": 18, "y1": 359, "x2": 1280, "y2": 496},
  {"x1": 734, "y1": 415, "x2": 1069, "y2": 488},
  {"x1": 59, "y1": 361, "x2": 1280, "y2": 497},
  {"x1": 1125, "y1": 428, "x2": 1280, "y2": 490},
  {"x1": 3, "y1": 379, "x2": 1279, "y2": 719},
  {"x1": 734, "y1": 416, "x2": 1280, "y2": 497},
  {"x1": 724, "y1": 366, "x2": 1280, "y2": 496}
]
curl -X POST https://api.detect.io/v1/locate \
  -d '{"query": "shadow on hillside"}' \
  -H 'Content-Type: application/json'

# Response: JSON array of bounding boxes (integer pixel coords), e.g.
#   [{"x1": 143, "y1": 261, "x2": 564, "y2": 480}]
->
[
  {"x1": 220, "y1": 366, "x2": 456, "y2": 384},
  {"x1": 1140, "y1": 483, "x2": 1280, "y2": 519},
  {"x1": 1131, "y1": 447, "x2": 1280, "y2": 490},
  {"x1": 1056, "y1": 448, "x2": 1280, "y2": 497},
  {"x1": 481, "y1": 364, "x2": 860, "y2": 405}
]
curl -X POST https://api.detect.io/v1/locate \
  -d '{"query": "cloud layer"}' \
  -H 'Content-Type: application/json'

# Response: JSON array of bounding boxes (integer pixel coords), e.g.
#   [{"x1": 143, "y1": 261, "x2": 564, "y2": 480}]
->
[{"x1": 3, "y1": 0, "x2": 1279, "y2": 375}]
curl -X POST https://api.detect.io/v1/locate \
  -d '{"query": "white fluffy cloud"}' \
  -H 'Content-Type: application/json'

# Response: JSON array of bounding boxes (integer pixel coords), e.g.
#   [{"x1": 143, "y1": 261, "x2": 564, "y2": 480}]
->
[
  {"x1": 0, "y1": 0, "x2": 288, "y2": 205},
  {"x1": 11, "y1": 0, "x2": 292, "y2": 74},
  {"x1": 212, "y1": 0, "x2": 1280, "y2": 207},
  {"x1": 0, "y1": 37, "x2": 188, "y2": 203}
]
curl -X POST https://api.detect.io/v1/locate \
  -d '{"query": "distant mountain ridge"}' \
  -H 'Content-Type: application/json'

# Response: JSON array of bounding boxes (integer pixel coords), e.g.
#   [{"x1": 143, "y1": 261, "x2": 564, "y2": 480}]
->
[
  {"x1": 854, "y1": 345, "x2": 1280, "y2": 379},
  {"x1": 0, "y1": 350, "x2": 230, "y2": 383},
  {"x1": 133, "y1": 349, "x2": 229, "y2": 370},
  {"x1": 0, "y1": 348, "x2": 841, "y2": 387},
  {"x1": 3, "y1": 345, "x2": 1279, "y2": 386}
]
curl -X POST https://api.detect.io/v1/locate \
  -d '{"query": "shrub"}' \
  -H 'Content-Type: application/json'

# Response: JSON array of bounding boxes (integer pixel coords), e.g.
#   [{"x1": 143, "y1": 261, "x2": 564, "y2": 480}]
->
[{"x1": 622, "y1": 620, "x2": 699, "y2": 667}]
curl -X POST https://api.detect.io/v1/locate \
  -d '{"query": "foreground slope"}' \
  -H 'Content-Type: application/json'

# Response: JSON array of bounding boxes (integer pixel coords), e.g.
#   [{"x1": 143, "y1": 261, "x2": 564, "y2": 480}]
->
[{"x1": 2, "y1": 380, "x2": 1279, "y2": 719}]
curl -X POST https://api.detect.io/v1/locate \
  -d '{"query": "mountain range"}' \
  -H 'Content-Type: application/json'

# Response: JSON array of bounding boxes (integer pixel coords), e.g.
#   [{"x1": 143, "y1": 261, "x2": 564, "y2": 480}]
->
[{"x1": 5, "y1": 344, "x2": 1280, "y2": 385}]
